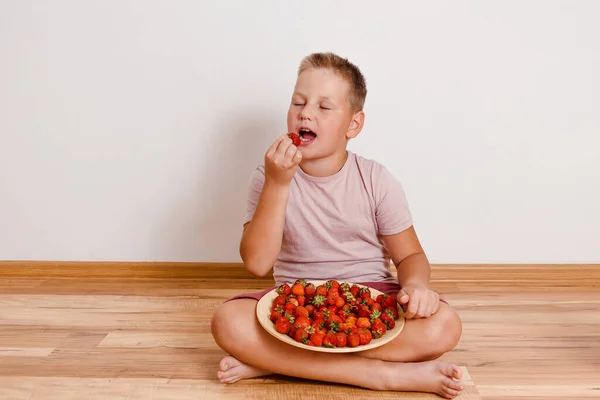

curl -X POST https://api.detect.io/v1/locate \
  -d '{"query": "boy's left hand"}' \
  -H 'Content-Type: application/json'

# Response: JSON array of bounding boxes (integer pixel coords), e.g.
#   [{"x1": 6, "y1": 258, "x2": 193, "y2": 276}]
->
[{"x1": 397, "y1": 285, "x2": 440, "y2": 319}]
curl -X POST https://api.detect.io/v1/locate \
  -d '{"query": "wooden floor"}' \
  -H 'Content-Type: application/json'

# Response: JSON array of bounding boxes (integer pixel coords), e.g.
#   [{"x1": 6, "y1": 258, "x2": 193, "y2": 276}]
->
[{"x1": 0, "y1": 262, "x2": 599, "y2": 399}]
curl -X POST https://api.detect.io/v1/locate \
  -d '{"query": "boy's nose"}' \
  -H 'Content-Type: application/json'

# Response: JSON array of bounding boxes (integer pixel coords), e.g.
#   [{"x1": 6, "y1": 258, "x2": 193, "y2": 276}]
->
[{"x1": 299, "y1": 105, "x2": 314, "y2": 120}]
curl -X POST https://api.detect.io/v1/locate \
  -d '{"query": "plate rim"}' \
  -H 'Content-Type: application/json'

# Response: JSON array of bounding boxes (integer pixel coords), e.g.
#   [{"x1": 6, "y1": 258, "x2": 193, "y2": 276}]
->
[{"x1": 256, "y1": 279, "x2": 405, "y2": 353}]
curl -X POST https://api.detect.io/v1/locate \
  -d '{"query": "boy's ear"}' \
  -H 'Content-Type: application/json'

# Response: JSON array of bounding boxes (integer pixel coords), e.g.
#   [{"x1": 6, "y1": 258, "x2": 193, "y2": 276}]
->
[{"x1": 346, "y1": 110, "x2": 365, "y2": 139}]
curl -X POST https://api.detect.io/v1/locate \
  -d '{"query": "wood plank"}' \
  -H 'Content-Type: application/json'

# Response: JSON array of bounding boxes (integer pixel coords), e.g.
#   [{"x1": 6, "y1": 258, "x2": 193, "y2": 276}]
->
[
  {"x1": 2, "y1": 263, "x2": 600, "y2": 399},
  {"x1": 0, "y1": 367, "x2": 479, "y2": 400},
  {"x1": 0, "y1": 347, "x2": 54, "y2": 357}
]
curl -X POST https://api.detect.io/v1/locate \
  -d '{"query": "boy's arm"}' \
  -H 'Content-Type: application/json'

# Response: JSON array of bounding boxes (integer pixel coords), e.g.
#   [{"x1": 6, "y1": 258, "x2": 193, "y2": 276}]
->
[
  {"x1": 381, "y1": 226, "x2": 431, "y2": 288},
  {"x1": 239, "y1": 134, "x2": 302, "y2": 277},
  {"x1": 382, "y1": 226, "x2": 440, "y2": 319},
  {"x1": 239, "y1": 181, "x2": 290, "y2": 276}
]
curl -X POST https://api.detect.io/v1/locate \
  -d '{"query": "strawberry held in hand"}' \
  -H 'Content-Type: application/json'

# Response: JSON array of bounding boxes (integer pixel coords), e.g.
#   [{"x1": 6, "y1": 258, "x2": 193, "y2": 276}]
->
[
  {"x1": 288, "y1": 132, "x2": 301, "y2": 146},
  {"x1": 268, "y1": 280, "x2": 400, "y2": 349}
]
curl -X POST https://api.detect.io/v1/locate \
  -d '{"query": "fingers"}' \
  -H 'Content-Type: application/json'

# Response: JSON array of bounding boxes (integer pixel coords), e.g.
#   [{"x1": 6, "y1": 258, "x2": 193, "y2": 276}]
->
[
  {"x1": 267, "y1": 135, "x2": 302, "y2": 168},
  {"x1": 265, "y1": 134, "x2": 290, "y2": 158},
  {"x1": 397, "y1": 290, "x2": 409, "y2": 305},
  {"x1": 284, "y1": 141, "x2": 301, "y2": 165},
  {"x1": 431, "y1": 297, "x2": 440, "y2": 315},
  {"x1": 404, "y1": 296, "x2": 419, "y2": 319},
  {"x1": 415, "y1": 299, "x2": 428, "y2": 319}
]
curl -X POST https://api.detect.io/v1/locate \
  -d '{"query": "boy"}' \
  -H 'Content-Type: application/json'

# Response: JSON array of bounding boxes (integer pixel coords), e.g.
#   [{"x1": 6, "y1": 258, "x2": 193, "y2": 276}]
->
[{"x1": 211, "y1": 52, "x2": 464, "y2": 399}]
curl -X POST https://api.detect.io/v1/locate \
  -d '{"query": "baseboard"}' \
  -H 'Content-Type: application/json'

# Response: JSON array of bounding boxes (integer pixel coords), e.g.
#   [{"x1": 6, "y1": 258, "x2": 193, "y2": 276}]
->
[{"x1": 1, "y1": 260, "x2": 599, "y2": 282}]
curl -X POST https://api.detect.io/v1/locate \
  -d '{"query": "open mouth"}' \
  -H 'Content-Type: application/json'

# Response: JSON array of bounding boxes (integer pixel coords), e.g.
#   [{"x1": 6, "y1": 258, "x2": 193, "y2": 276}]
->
[{"x1": 299, "y1": 128, "x2": 317, "y2": 144}]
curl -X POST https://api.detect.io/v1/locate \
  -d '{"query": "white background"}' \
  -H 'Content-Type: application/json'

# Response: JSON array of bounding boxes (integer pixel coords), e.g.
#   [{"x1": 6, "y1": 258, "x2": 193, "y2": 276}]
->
[{"x1": 1, "y1": 1, "x2": 598, "y2": 263}]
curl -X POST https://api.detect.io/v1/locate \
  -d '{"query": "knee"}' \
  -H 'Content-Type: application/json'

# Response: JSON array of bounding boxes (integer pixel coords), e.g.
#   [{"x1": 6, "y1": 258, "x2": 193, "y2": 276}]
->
[
  {"x1": 211, "y1": 302, "x2": 242, "y2": 352},
  {"x1": 429, "y1": 305, "x2": 462, "y2": 353}
]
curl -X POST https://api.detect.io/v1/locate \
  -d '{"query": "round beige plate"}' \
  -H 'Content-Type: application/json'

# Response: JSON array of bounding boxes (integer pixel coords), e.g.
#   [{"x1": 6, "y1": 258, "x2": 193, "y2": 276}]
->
[{"x1": 256, "y1": 280, "x2": 405, "y2": 353}]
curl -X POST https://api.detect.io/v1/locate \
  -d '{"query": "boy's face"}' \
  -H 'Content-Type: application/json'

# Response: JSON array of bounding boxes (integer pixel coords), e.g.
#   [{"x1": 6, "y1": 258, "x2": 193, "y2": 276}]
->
[{"x1": 287, "y1": 68, "x2": 363, "y2": 161}]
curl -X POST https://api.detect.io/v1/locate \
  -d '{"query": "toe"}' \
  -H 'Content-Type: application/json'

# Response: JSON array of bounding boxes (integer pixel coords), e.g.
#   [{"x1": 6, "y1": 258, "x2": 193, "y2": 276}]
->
[
  {"x1": 221, "y1": 375, "x2": 240, "y2": 384},
  {"x1": 439, "y1": 362, "x2": 456, "y2": 378},
  {"x1": 219, "y1": 356, "x2": 230, "y2": 372},
  {"x1": 452, "y1": 365, "x2": 463, "y2": 380},
  {"x1": 443, "y1": 387, "x2": 461, "y2": 399},
  {"x1": 444, "y1": 377, "x2": 463, "y2": 391}
]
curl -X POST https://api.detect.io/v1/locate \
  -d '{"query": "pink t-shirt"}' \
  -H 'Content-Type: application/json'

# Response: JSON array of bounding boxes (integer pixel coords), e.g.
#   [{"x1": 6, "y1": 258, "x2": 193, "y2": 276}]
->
[{"x1": 243, "y1": 151, "x2": 413, "y2": 285}]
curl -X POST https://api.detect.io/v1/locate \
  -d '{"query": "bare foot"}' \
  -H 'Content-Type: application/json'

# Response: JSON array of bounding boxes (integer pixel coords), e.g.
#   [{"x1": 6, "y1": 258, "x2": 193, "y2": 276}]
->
[
  {"x1": 217, "y1": 355, "x2": 271, "y2": 384},
  {"x1": 383, "y1": 360, "x2": 464, "y2": 399}
]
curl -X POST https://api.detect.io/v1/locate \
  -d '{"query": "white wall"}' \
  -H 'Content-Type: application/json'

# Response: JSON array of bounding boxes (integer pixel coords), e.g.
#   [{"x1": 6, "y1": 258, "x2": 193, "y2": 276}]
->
[{"x1": 1, "y1": 1, "x2": 599, "y2": 263}]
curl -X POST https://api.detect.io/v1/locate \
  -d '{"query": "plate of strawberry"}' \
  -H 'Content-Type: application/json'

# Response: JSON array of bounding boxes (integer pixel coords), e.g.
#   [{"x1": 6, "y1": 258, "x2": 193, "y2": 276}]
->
[{"x1": 256, "y1": 279, "x2": 405, "y2": 353}]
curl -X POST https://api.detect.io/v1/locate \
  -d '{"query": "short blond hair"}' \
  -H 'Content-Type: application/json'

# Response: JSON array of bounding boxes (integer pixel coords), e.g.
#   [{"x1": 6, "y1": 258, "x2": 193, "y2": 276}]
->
[{"x1": 298, "y1": 52, "x2": 367, "y2": 112}]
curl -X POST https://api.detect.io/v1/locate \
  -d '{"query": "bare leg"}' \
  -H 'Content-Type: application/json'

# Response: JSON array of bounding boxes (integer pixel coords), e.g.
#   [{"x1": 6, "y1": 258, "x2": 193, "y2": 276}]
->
[
  {"x1": 211, "y1": 299, "x2": 464, "y2": 398},
  {"x1": 217, "y1": 355, "x2": 270, "y2": 383},
  {"x1": 359, "y1": 301, "x2": 462, "y2": 362}
]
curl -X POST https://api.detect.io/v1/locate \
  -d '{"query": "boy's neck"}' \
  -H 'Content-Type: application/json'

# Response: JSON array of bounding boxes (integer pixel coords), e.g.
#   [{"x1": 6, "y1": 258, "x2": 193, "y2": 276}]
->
[{"x1": 299, "y1": 150, "x2": 349, "y2": 178}]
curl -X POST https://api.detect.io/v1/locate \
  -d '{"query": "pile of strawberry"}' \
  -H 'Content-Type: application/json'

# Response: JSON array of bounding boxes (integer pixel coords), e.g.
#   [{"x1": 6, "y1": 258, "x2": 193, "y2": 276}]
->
[{"x1": 269, "y1": 279, "x2": 398, "y2": 348}]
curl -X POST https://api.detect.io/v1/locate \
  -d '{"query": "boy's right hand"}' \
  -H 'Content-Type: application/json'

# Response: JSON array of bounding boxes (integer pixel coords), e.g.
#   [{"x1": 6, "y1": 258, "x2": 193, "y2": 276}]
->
[{"x1": 264, "y1": 134, "x2": 302, "y2": 187}]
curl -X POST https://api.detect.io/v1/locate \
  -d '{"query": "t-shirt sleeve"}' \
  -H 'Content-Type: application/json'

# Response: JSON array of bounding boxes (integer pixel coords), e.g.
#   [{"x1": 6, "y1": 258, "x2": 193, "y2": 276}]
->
[
  {"x1": 373, "y1": 164, "x2": 413, "y2": 235},
  {"x1": 243, "y1": 166, "x2": 266, "y2": 226}
]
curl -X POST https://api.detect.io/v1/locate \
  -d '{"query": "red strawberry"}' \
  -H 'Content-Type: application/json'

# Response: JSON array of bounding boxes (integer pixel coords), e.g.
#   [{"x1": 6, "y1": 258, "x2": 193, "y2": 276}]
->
[
  {"x1": 288, "y1": 327, "x2": 297, "y2": 339},
  {"x1": 350, "y1": 284, "x2": 361, "y2": 297},
  {"x1": 310, "y1": 331, "x2": 325, "y2": 347},
  {"x1": 369, "y1": 309, "x2": 382, "y2": 323},
  {"x1": 357, "y1": 317, "x2": 371, "y2": 329},
  {"x1": 291, "y1": 283, "x2": 305, "y2": 297},
  {"x1": 305, "y1": 304, "x2": 315, "y2": 315},
  {"x1": 294, "y1": 328, "x2": 309, "y2": 343},
  {"x1": 316, "y1": 285, "x2": 327, "y2": 296},
  {"x1": 327, "y1": 305, "x2": 338, "y2": 315},
  {"x1": 310, "y1": 294, "x2": 326, "y2": 307},
  {"x1": 327, "y1": 315, "x2": 343, "y2": 332},
  {"x1": 270, "y1": 309, "x2": 282, "y2": 323},
  {"x1": 364, "y1": 297, "x2": 376, "y2": 307},
  {"x1": 359, "y1": 287, "x2": 371, "y2": 300},
  {"x1": 287, "y1": 297, "x2": 299, "y2": 307},
  {"x1": 297, "y1": 295, "x2": 306, "y2": 307},
  {"x1": 323, "y1": 331, "x2": 338, "y2": 348},
  {"x1": 295, "y1": 306, "x2": 309, "y2": 319},
  {"x1": 283, "y1": 312, "x2": 295, "y2": 324},
  {"x1": 337, "y1": 308, "x2": 349, "y2": 321},
  {"x1": 372, "y1": 303, "x2": 383, "y2": 313},
  {"x1": 304, "y1": 283, "x2": 316, "y2": 298},
  {"x1": 358, "y1": 328, "x2": 373, "y2": 345},
  {"x1": 376, "y1": 294, "x2": 385, "y2": 305},
  {"x1": 371, "y1": 319, "x2": 387, "y2": 339},
  {"x1": 326, "y1": 294, "x2": 337, "y2": 306},
  {"x1": 276, "y1": 284, "x2": 292, "y2": 296},
  {"x1": 335, "y1": 332, "x2": 348, "y2": 347},
  {"x1": 348, "y1": 333, "x2": 360, "y2": 347},
  {"x1": 311, "y1": 319, "x2": 325, "y2": 332},
  {"x1": 284, "y1": 303, "x2": 297, "y2": 313},
  {"x1": 273, "y1": 295, "x2": 287, "y2": 307},
  {"x1": 339, "y1": 321, "x2": 354, "y2": 334},
  {"x1": 275, "y1": 316, "x2": 291, "y2": 334},
  {"x1": 288, "y1": 132, "x2": 301, "y2": 146},
  {"x1": 294, "y1": 315, "x2": 310, "y2": 329},
  {"x1": 325, "y1": 280, "x2": 340, "y2": 292},
  {"x1": 383, "y1": 294, "x2": 397, "y2": 309},
  {"x1": 357, "y1": 305, "x2": 371, "y2": 318},
  {"x1": 385, "y1": 306, "x2": 399, "y2": 319},
  {"x1": 346, "y1": 325, "x2": 358, "y2": 336},
  {"x1": 381, "y1": 311, "x2": 396, "y2": 330},
  {"x1": 335, "y1": 296, "x2": 345, "y2": 308},
  {"x1": 312, "y1": 310, "x2": 325, "y2": 321}
]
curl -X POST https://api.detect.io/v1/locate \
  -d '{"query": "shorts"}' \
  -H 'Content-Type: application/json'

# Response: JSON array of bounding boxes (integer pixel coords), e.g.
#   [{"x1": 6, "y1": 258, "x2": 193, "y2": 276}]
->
[{"x1": 224, "y1": 280, "x2": 449, "y2": 305}]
